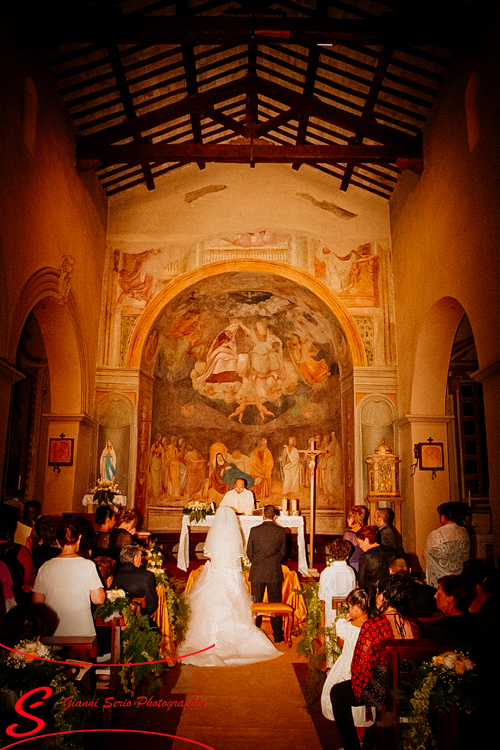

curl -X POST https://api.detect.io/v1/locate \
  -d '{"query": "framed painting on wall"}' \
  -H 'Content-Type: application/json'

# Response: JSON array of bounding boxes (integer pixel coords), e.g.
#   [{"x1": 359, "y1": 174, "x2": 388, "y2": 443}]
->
[
  {"x1": 48, "y1": 437, "x2": 74, "y2": 467},
  {"x1": 416, "y1": 441, "x2": 444, "y2": 472}
]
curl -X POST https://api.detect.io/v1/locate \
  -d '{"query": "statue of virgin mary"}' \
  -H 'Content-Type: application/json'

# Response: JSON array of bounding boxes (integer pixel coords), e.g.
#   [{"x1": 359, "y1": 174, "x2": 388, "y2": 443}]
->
[{"x1": 100, "y1": 441, "x2": 117, "y2": 482}]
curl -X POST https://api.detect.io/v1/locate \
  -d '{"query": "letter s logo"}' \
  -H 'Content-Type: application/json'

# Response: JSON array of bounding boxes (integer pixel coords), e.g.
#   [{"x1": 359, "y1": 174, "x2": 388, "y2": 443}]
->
[{"x1": 6, "y1": 686, "x2": 53, "y2": 737}]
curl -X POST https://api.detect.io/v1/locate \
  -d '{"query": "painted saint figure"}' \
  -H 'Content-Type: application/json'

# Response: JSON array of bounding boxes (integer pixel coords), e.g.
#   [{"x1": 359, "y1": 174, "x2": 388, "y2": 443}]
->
[
  {"x1": 100, "y1": 441, "x2": 117, "y2": 482},
  {"x1": 280, "y1": 437, "x2": 301, "y2": 496},
  {"x1": 249, "y1": 438, "x2": 274, "y2": 501}
]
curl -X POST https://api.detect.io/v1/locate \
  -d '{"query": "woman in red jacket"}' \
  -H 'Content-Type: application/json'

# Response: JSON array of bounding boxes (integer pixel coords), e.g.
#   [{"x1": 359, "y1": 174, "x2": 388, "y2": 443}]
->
[{"x1": 330, "y1": 574, "x2": 422, "y2": 750}]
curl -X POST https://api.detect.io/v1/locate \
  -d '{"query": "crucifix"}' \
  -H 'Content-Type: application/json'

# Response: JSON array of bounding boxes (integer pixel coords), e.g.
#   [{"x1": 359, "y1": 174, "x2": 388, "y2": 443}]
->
[{"x1": 298, "y1": 436, "x2": 327, "y2": 574}]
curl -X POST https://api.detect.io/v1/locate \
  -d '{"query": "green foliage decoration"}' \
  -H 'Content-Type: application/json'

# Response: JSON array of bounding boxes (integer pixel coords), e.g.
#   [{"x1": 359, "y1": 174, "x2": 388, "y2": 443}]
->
[
  {"x1": 399, "y1": 650, "x2": 480, "y2": 750},
  {"x1": 93, "y1": 591, "x2": 164, "y2": 695},
  {"x1": 0, "y1": 641, "x2": 90, "y2": 750}
]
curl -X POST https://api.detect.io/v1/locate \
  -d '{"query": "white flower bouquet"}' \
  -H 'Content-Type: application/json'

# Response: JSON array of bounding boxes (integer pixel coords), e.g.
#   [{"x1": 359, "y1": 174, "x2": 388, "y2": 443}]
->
[{"x1": 182, "y1": 500, "x2": 214, "y2": 523}]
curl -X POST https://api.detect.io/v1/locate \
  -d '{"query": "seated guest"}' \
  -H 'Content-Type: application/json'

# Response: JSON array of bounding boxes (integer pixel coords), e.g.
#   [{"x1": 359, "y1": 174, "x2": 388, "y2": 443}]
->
[
  {"x1": 357, "y1": 525, "x2": 396, "y2": 605},
  {"x1": 319, "y1": 538, "x2": 357, "y2": 665},
  {"x1": 93, "y1": 556, "x2": 117, "y2": 660},
  {"x1": 330, "y1": 575, "x2": 422, "y2": 750},
  {"x1": 0, "y1": 504, "x2": 36, "y2": 605},
  {"x1": 113, "y1": 544, "x2": 158, "y2": 616},
  {"x1": 32, "y1": 516, "x2": 61, "y2": 571},
  {"x1": 425, "y1": 574, "x2": 477, "y2": 643},
  {"x1": 92, "y1": 506, "x2": 116, "y2": 557},
  {"x1": 342, "y1": 506, "x2": 368, "y2": 572},
  {"x1": 109, "y1": 509, "x2": 143, "y2": 559},
  {"x1": 462, "y1": 558, "x2": 492, "y2": 613},
  {"x1": 374, "y1": 507, "x2": 404, "y2": 554},
  {"x1": 321, "y1": 588, "x2": 374, "y2": 746},
  {"x1": 32, "y1": 518, "x2": 105, "y2": 636},
  {"x1": 0, "y1": 561, "x2": 16, "y2": 629},
  {"x1": 94, "y1": 556, "x2": 117, "y2": 590},
  {"x1": 389, "y1": 556, "x2": 437, "y2": 618},
  {"x1": 319, "y1": 539, "x2": 356, "y2": 627}
]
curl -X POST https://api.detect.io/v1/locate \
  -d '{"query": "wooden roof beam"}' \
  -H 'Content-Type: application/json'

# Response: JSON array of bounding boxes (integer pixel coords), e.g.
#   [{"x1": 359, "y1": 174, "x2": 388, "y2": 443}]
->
[
  {"x1": 106, "y1": 41, "x2": 155, "y2": 191},
  {"x1": 340, "y1": 43, "x2": 394, "y2": 191},
  {"x1": 257, "y1": 76, "x2": 421, "y2": 151},
  {"x1": 37, "y1": 12, "x2": 483, "y2": 53},
  {"x1": 78, "y1": 142, "x2": 421, "y2": 170},
  {"x1": 81, "y1": 78, "x2": 247, "y2": 148}
]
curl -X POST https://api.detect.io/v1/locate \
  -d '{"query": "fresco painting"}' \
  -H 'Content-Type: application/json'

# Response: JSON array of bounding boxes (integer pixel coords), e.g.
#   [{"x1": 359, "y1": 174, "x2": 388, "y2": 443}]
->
[{"x1": 143, "y1": 273, "x2": 351, "y2": 512}]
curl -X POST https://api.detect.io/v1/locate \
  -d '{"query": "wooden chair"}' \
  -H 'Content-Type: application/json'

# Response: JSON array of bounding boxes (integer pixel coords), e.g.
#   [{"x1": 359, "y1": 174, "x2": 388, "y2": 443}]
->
[{"x1": 251, "y1": 602, "x2": 294, "y2": 646}]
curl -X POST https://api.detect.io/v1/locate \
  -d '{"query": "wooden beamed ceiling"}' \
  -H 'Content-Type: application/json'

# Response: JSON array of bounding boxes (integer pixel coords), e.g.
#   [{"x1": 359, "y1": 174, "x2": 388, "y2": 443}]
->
[{"x1": 28, "y1": 1, "x2": 483, "y2": 198}]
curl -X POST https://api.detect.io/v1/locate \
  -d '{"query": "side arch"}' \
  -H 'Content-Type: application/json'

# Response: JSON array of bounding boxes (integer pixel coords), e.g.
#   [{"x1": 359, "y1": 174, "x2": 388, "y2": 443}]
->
[
  {"x1": 126, "y1": 260, "x2": 367, "y2": 368},
  {"x1": 8, "y1": 268, "x2": 90, "y2": 414},
  {"x1": 411, "y1": 297, "x2": 466, "y2": 415}
]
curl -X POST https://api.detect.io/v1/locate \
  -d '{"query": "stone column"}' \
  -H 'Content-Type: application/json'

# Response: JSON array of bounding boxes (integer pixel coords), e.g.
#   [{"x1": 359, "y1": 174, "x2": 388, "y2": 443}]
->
[{"x1": 394, "y1": 414, "x2": 453, "y2": 571}]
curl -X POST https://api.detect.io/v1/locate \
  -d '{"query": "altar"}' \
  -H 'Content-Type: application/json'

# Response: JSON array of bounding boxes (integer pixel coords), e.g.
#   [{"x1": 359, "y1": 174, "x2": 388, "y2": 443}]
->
[{"x1": 178, "y1": 513, "x2": 309, "y2": 576}]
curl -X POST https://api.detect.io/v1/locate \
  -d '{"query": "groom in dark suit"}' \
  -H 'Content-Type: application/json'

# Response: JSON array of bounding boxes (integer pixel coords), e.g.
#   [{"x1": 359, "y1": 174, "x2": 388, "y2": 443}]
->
[{"x1": 246, "y1": 504, "x2": 287, "y2": 643}]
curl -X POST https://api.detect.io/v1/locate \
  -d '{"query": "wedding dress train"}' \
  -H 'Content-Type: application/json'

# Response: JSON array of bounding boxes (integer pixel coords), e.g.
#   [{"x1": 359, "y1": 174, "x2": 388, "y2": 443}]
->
[{"x1": 177, "y1": 507, "x2": 282, "y2": 667}]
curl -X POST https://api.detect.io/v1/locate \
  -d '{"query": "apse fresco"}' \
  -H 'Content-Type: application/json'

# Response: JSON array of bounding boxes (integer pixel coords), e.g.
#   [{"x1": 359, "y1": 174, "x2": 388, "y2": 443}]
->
[{"x1": 145, "y1": 273, "x2": 351, "y2": 510}]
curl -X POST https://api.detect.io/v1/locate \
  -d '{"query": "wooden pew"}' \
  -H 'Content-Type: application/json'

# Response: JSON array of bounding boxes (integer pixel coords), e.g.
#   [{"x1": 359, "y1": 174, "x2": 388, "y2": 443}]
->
[{"x1": 378, "y1": 638, "x2": 472, "y2": 750}]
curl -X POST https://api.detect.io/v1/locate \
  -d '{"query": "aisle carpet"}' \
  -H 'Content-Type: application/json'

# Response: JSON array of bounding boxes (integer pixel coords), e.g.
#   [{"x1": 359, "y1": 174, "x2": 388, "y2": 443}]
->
[
  {"x1": 170, "y1": 641, "x2": 332, "y2": 750},
  {"x1": 101, "y1": 637, "x2": 343, "y2": 750}
]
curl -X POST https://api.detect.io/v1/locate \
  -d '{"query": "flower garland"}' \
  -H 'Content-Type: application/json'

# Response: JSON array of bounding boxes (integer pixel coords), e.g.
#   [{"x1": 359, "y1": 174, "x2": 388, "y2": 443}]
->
[
  {"x1": 0, "y1": 641, "x2": 90, "y2": 750},
  {"x1": 400, "y1": 651, "x2": 478, "y2": 750},
  {"x1": 145, "y1": 542, "x2": 189, "y2": 642},
  {"x1": 93, "y1": 590, "x2": 164, "y2": 695},
  {"x1": 182, "y1": 500, "x2": 214, "y2": 524},
  {"x1": 295, "y1": 582, "x2": 349, "y2": 708}
]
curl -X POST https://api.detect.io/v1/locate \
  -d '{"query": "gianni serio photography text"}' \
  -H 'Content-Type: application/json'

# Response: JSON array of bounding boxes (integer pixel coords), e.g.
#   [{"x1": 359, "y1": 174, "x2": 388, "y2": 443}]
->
[{"x1": 63, "y1": 695, "x2": 207, "y2": 711}]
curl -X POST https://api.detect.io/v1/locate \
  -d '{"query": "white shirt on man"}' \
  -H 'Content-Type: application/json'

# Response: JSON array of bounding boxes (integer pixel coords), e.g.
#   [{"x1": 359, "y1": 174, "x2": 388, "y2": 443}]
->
[{"x1": 219, "y1": 487, "x2": 255, "y2": 515}]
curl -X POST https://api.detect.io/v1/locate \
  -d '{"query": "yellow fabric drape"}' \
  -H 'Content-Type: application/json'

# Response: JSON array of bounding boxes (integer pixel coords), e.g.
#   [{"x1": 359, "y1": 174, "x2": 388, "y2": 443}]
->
[{"x1": 151, "y1": 584, "x2": 177, "y2": 665}]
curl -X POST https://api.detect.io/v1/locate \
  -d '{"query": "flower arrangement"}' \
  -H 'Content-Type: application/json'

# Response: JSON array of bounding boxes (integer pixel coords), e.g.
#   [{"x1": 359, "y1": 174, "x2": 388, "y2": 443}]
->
[
  {"x1": 241, "y1": 555, "x2": 251, "y2": 572},
  {"x1": 182, "y1": 500, "x2": 214, "y2": 523},
  {"x1": 90, "y1": 478, "x2": 121, "y2": 507},
  {"x1": 93, "y1": 590, "x2": 164, "y2": 694},
  {"x1": 400, "y1": 650, "x2": 479, "y2": 750},
  {"x1": 0, "y1": 641, "x2": 90, "y2": 750},
  {"x1": 6, "y1": 639, "x2": 51, "y2": 667}
]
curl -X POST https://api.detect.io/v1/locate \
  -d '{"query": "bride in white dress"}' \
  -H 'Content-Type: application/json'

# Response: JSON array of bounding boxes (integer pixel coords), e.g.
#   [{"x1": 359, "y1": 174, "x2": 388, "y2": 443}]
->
[{"x1": 177, "y1": 506, "x2": 282, "y2": 666}]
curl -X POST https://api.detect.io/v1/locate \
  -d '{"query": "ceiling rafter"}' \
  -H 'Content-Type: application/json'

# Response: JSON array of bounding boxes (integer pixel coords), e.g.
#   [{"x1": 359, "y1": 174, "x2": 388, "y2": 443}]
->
[{"x1": 30, "y1": 1, "x2": 482, "y2": 198}]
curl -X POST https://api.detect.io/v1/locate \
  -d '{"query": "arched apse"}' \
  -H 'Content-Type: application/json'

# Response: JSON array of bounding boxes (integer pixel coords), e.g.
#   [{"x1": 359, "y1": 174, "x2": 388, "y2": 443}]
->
[
  {"x1": 411, "y1": 297, "x2": 466, "y2": 415},
  {"x1": 133, "y1": 267, "x2": 359, "y2": 529},
  {"x1": 127, "y1": 260, "x2": 366, "y2": 369}
]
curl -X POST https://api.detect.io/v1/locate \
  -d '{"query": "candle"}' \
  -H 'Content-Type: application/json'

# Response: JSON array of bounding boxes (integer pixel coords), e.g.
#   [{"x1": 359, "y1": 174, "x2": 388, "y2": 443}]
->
[
  {"x1": 282, "y1": 497, "x2": 288, "y2": 512},
  {"x1": 291, "y1": 499, "x2": 298, "y2": 512}
]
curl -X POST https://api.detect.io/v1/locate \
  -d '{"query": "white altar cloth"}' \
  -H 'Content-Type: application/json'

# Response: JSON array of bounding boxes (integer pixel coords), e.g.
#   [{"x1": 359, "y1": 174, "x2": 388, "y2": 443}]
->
[{"x1": 178, "y1": 513, "x2": 308, "y2": 576}]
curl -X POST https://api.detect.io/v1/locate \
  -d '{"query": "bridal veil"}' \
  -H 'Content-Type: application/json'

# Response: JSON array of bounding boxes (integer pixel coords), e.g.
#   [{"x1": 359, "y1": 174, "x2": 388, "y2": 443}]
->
[{"x1": 178, "y1": 506, "x2": 281, "y2": 666}]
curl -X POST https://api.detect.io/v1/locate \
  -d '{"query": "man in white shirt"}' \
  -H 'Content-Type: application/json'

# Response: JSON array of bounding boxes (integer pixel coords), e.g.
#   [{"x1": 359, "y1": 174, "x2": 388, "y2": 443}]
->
[
  {"x1": 425, "y1": 501, "x2": 470, "y2": 588},
  {"x1": 219, "y1": 478, "x2": 255, "y2": 515}
]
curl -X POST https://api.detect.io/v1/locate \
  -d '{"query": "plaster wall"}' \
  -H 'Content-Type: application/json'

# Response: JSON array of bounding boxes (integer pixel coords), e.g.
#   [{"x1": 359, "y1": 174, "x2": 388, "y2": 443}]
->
[
  {"x1": 390, "y1": 12, "x2": 500, "y2": 561},
  {"x1": 0, "y1": 32, "x2": 108, "y2": 508}
]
